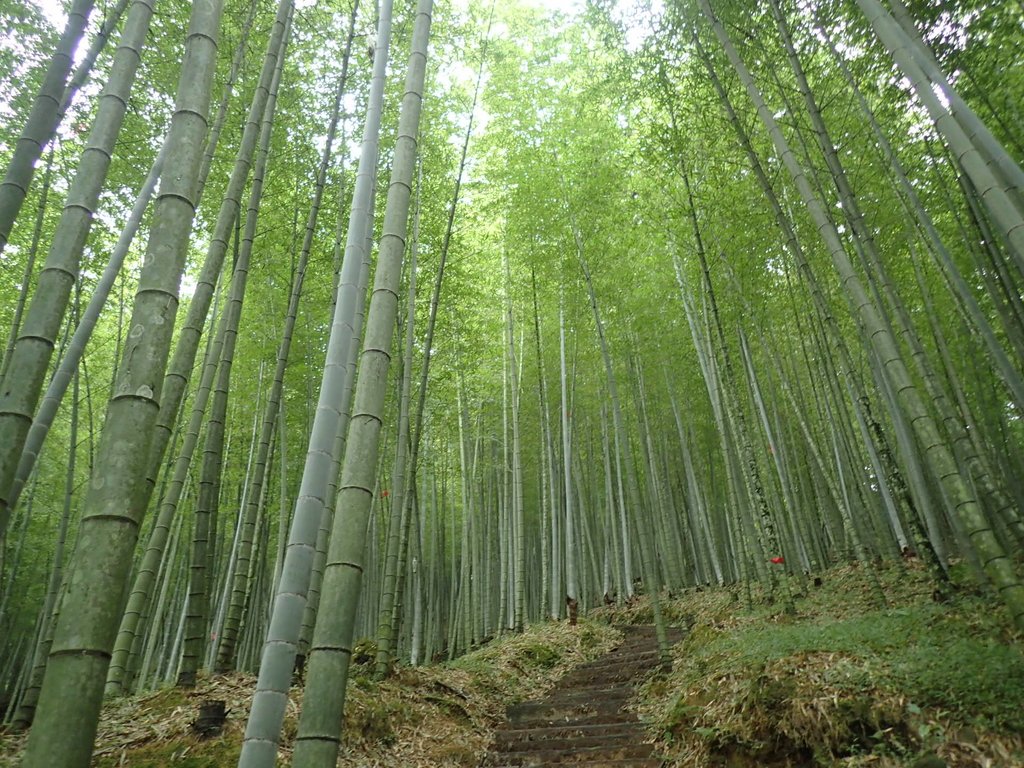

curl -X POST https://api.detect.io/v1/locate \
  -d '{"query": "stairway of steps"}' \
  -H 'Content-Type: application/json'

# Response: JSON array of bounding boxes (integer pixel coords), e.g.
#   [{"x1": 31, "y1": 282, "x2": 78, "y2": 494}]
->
[{"x1": 480, "y1": 624, "x2": 685, "y2": 768}]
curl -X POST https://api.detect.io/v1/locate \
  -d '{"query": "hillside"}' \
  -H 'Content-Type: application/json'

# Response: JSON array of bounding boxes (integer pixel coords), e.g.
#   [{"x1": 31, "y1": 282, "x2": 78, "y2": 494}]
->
[
  {"x1": 3, "y1": 0, "x2": 1024, "y2": 765},
  {"x1": 2, "y1": 561, "x2": 1021, "y2": 767},
  {"x1": 616, "y1": 562, "x2": 1024, "y2": 767}
]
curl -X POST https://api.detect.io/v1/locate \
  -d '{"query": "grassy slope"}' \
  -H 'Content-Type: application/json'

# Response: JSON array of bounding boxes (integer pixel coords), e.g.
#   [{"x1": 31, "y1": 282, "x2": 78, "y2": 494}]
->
[
  {"x1": 599, "y1": 560, "x2": 1024, "y2": 767},
  {"x1": 1, "y1": 561, "x2": 1021, "y2": 767},
  {"x1": 0, "y1": 622, "x2": 620, "y2": 767}
]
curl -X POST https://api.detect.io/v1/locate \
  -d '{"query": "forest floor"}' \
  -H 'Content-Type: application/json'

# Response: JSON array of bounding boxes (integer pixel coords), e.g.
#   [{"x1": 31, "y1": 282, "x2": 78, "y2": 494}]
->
[
  {"x1": 0, "y1": 620, "x2": 623, "y2": 767},
  {"x1": 1, "y1": 559, "x2": 1022, "y2": 767}
]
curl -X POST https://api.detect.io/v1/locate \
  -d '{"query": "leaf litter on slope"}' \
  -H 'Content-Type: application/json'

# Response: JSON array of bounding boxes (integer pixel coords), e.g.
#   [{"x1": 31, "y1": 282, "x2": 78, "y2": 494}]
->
[
  {"x1": 610, "y1": 561, "x2": 1024, "y2": 767},
  {"x1": 0, "y1": 619, "x2": 620, "y2": 767}
]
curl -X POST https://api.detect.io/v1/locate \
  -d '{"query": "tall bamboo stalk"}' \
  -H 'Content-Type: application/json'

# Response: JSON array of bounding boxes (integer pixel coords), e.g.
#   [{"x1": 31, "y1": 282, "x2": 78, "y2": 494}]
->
[
  {"x1": 19, "y1": 0, "x2": 225, "y2": 759},
  {"x1": 290, "y1": 3, "x2": 434, "y2": 763}
]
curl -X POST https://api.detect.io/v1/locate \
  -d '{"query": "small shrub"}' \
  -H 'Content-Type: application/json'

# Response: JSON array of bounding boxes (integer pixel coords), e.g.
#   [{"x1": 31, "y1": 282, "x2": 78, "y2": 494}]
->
[
  {"x1": 521, "y1": 642, "x2": 559, "y2": 668},
  {"x1": 578, "y1": 625, "x2": 599, "y2": 648}
]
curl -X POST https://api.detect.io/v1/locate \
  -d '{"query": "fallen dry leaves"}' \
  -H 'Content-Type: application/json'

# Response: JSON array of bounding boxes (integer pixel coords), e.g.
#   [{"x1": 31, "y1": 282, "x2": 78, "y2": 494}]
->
[{"x1": 0, "y1": 619, "x2": 619, "y2": 767}]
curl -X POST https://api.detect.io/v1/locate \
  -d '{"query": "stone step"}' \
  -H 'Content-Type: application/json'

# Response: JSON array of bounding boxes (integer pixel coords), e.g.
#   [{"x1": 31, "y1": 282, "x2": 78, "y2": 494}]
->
[
  {"x1": 530, "y1": 685, "x2": 634, "y2": 703},
  {"x1": 491, "y1": 731, "x2": 644, "y2": 752},
  {"x1": 566, "y1": 649, "x2": 662, "y2": 669},
  {"x1": 493, "y1": 722, "x2": 644, "y2": 744},
  {"x1": 482, "y1": 742, "x2": 656, "y2": 766},
  {"x1": 492, "y1": 722, "x2": 645, "y2": 750},
  {"x1": 485, "y1": 760, "x2": 663, "y2": 768},
  {"x1": 507, "y1": 688, "x2": 635, "y2": 720},
  {"x1": 613, "y1": 626, "x2": 686, "y2": 640},
  {"x1": 502, "y1": 710, "x2": 642, "y2": 729},
  {"x1": 603, "y1": 641, "x2": 663, "y2": 654},
  {"x1": 555, "y1": 665, "x2": 659, "y2": 687}
]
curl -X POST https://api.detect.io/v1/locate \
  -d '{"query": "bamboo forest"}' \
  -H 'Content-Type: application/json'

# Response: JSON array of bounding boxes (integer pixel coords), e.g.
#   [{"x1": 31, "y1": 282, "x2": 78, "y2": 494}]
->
[{"x1": 0, "y1": 0, "x2": 1023, "y2": 764}]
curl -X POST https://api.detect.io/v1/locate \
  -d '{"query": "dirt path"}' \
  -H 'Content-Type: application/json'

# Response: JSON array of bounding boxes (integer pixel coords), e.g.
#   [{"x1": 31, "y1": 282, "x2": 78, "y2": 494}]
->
[{"x1": 480, "y1": 624, "x2": 684, "y2": 767}]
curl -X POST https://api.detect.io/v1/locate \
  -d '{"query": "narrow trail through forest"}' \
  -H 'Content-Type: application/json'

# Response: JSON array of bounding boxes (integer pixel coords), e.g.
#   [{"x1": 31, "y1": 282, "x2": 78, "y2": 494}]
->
[{"x1": 481, "y1": 624, "x2": 686, "y2": 768}]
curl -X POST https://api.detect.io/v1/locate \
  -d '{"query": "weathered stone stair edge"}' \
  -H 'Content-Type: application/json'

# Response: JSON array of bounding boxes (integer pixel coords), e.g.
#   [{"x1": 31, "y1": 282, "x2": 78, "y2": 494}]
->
[
  {"x1": 559, "y1": 654, "x2": 661, "y2": 674},
  {"x1": 493, "y1": 722, "x2": 642, "y2": 741},
  {"x1": 505, "y1": 711, "x2": 642, "y2": 729},
  {"x1": 484, "y1": 743, "x2": 655, "y2": 764},
  {"x1": 492, "y1": 730, "x2": 648, "y2": 752}
]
